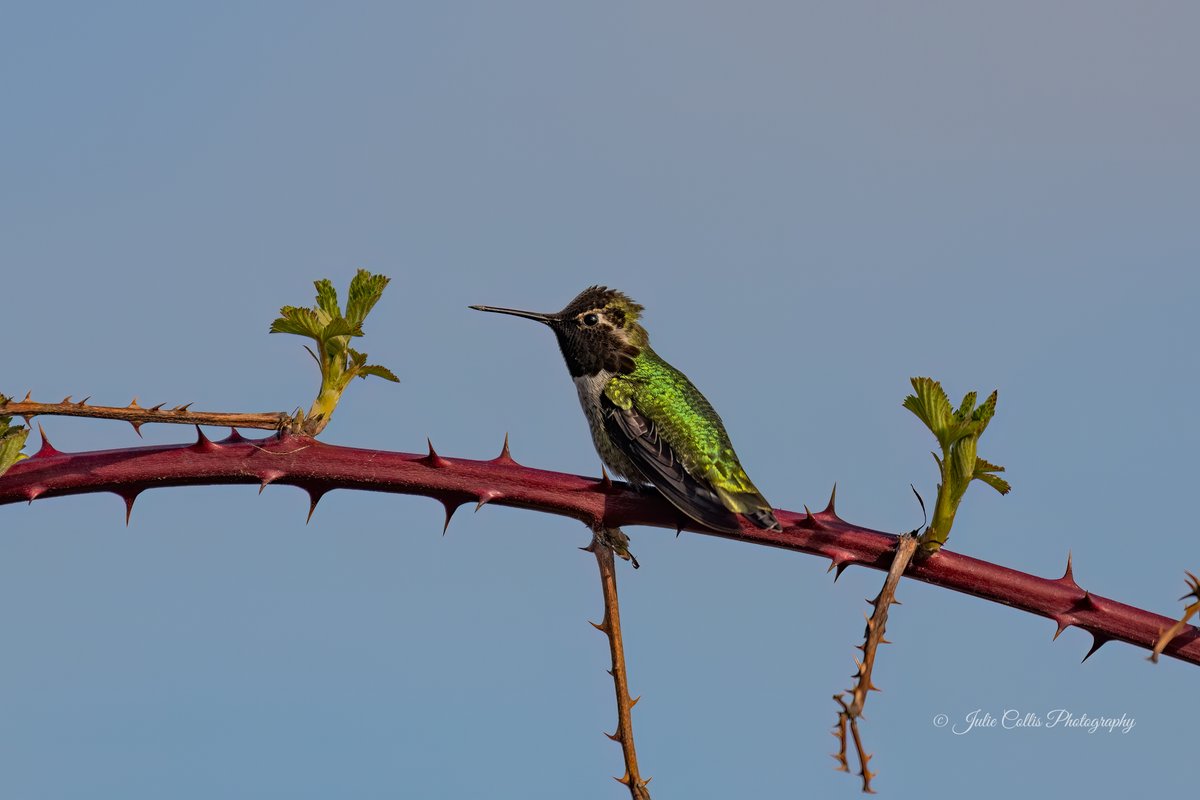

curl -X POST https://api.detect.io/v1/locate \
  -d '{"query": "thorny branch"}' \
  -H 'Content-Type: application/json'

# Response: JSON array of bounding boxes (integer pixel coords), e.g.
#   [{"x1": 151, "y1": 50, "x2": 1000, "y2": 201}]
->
[
  {"x1": 0, "y1": 395, "x2": 290, "y2": 435},
  {"x1": 832, "y1": 533, "x2": 919, "y2": 793},
  {"x1": 587, "y1": 529, "x2": 651, "y2": 799},
  {"x1": 1, "y1": 429, "x2": 1198, "y2": 666}
]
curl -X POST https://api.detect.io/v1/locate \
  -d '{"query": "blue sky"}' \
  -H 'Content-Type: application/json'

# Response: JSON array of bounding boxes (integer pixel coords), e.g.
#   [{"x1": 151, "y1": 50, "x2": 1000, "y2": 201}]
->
[{"x1": 2, "y1": 3, "x2": 1197, "y2": 797}]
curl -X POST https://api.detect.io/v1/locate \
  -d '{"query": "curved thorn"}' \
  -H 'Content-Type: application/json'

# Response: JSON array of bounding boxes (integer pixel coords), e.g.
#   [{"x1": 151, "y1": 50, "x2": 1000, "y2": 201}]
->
[
  {"x1": 474, "y1": 489, "x2": 502, "y2": 512},
  {"x1": 804, "y1": 505, "x2": 827, "y2": 530},
  {"x1": 61, "y1": 395, "x2": 72, "y2": 404},
  {"x1": 494, "y1": 432, "x2": 515, "y2": 464},
  {"x1": 22, "y1": 391, "x2": 31, "y2": 402},
  {"x1": 629, "y1": 695, "x2": 641, "y2": 708},
  {"x1": 258, "y1": 471, "x2": 284, "y2": 495},
  {"x1": 25, "y1": 485, "x2": 45, "y2": 503},
  {"x1": 1055, "y1": 550, "x2": 1082, "y2": 592},
  {"x1": 305, "y1": 488, "x2": 327, "y2": 524},
  {"x1": 1081, "y1": 632, "x2": 1111, "y2": 662},
  {"x1": 191, "y1": 426, "x2": 219, "y2": 452},
  {"x1": 440, "y1": 498, "x2": 463, "y2": 535},
  {"x1": 1051, "y1": 614, "x2": 1073, "y2": 641},
  {"x1": 420, "y1": 438, "x2": 451, "y2": 468},
  {"x1": 129, "y1": 420, "x2": 144, "y2": 438},
  {"x1": 35, "y1": 424, "x2": 60, "y2": 457},
  {"x1": 589, "y1": 620, "x2": 607, "y2": 633},
  {"x1": 604, "y1": 729, "x2": 622, "y2": 742},
  {"x1": 1075, "y1": 591, "x2": 1102, "y2": 613},
  {"x1": 150, "y1": 402, "x2": 166, "y2": 412},
  {"x1": 221, "y1": 428, "x2": 247, "y2": 444},
  {"x1": 598, "y1": 464, "x2": 614, "y2": 492},
  {"x1": 117, "y1": 490, "x2": 139, "y2": 526},
  {"x1": 823, "y1": 482, "x2": 838, "y2": 516},
  {"x1": 78, "y1": 396, "x2": 91, "y2": 406}
]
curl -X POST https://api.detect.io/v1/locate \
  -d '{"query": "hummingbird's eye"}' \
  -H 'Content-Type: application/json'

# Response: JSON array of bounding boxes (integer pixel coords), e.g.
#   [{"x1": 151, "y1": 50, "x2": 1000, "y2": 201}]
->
[{"x1": 582, "y1": 313, "x2": 600, "y2": 327}]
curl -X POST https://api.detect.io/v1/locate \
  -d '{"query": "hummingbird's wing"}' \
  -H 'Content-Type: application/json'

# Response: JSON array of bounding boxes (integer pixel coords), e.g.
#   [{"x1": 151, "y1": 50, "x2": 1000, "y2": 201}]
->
[{"x1": 599, "y1": 393, "x2": 744, "y2": 533}]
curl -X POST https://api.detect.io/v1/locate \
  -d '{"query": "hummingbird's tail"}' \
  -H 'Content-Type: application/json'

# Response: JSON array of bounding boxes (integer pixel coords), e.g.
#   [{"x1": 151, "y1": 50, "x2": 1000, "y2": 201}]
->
[{"x1": 715, "y1": 486, "x2": 783, "y2": 532}]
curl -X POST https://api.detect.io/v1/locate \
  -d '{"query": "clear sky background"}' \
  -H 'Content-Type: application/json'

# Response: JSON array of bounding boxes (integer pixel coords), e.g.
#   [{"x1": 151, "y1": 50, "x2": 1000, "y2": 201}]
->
[{"x1": 2, "y1": 3, "x2": 1197, "y2": 798}]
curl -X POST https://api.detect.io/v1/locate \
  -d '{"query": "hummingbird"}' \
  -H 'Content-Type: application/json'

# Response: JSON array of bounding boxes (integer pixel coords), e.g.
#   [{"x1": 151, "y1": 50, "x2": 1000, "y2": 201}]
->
[{"x1": 471, "y1": 286, "x2": 782, "y2": 533}]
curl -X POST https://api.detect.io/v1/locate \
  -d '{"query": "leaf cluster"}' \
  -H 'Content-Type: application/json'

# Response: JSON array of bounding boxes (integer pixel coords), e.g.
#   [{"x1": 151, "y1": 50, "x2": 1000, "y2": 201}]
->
[
  {"x1": 903, "y1": 377, "x2": 1009, "y2": 552},
  {"x1": 270, "y1": 270, "x2": 398, "y2": 433},
  {"x1": 0, "y1": 394, "x2": 29, "y2": 477}
]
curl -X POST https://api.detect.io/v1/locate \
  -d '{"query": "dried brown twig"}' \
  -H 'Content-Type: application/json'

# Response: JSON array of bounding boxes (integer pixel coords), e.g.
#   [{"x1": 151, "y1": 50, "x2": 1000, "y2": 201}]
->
[
  {"x1": 1, "y1": 395, "x2": 290, "y2": 435},
  {"x1": 586, "y1": 528, "x2": 651, "y2": 799},
  {"x1": 1151, "y1": 571, "x2": 1200, "y2": 663},
  {"x1": 832, "y1": 533, "x2": 919, "y2": 793}
]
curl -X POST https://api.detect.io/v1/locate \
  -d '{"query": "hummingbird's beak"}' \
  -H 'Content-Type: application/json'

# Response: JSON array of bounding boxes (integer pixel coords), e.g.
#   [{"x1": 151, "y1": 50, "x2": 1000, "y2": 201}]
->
[{"x1": 469, "y1": 305, "x2": 555, "y2": 325}]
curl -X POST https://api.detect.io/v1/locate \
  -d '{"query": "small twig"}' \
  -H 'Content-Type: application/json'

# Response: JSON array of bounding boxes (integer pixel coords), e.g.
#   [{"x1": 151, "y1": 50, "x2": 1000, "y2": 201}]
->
[
  {"x1": 1151, "y1": 571, "x2": 1200, "y2": 663},
  {"x1": 0, "y1": 396, "x2": 291, "y2": 435},
  {"x1": 586, "y1": 529, "x2": 651, "y2": 800},
  {"x1": 833, "y1": 532, "x2": 919, "y2": 793}
]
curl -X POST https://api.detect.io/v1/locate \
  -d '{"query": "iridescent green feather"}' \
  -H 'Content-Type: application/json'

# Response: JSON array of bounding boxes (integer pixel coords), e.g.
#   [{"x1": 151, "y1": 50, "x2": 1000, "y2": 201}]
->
[{"x1": 604, "y1": 347, "x2": 766, "y2": 511}]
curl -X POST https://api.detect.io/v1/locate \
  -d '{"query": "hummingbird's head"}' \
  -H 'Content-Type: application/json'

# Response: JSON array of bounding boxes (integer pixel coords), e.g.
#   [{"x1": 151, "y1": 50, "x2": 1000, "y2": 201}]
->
[{"x1": 471, "y1": 286, "x2": 647, "y2": 377}]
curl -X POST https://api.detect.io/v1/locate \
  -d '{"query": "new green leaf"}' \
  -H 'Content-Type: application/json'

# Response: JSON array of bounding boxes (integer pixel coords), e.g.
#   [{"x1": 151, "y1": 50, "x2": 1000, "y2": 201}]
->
[
  {"x1": 270, "y1": 270, "x2": 398, "y2": 435},
  {"x1": 904, "y1": 377, "x2": 1009, "y2": 556}
]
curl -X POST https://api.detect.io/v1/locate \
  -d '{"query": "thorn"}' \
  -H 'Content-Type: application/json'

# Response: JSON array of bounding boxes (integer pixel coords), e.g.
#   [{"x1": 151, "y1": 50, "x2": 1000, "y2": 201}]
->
[
  {"x1": 77, "y1": 396, "x2": 90, "y2": 405},
  {"x1": 439, "y1": 498, "x2": 464, "y2": 535},
  {"x1": 629, "y1": 695, "x2": 641, "y2": 708},
  {"x1": 129, "y1": 397, "x2": 141, "y2": 409},
  {"x1": 474, "y1": 489, "x2": 502, "y2": 512},
  {"x1": 419, "y1": 438, "x2": 451, "y2": 468},
  {"x1": 1055, "y1": 551, "x2": 1082, "y2": 592},
  {"x1": 25, "y1": 485, "x2": 45, "y2": 503},
  {"x1": 827, "y1": 553, "x2": 854, "y2": 581},
  {"x1": 675, "y1": 517, "x2": 685, "y2": 537},
  {"x1": 34, "y1": 424, "x2": 60, "y2": 457},
  {"x1": 879, "y1": 637, "x2": 892, "y2": 646},
  {"x1": 589, "y1": 620, "x2": 607, "y2": 633},
  {"x1": 614, "y1": 772, "x2": 632, "y2": 787},
  {"x1": 1051, "y1": 614, "x2": 1074, "y2": 641},
  {"x1": 597, "y1": 465, "x2": 614, "y2": 492},
  {"x1": 604, "y1": 729, "x2": 622, "y2": 742},
  {"x1": 22, "y1": 390, "x2": 31, "y2": 402},
  {"x1": 150, "y1": 402, "x2": 166, "y2": 412},
  {"x1": 61, "y1": 395, "x2": 72, "y2": 404},
  {"x1": 1074, "y1": 591, "x2": 1103, "y2": 613},
  {"x1": 1081, "y1": 632, "x2": 1111, "y2": 662},
  {"x1": 823, "y1": 483, "x2": 839, "y2": 516},
  {"x1": 803, "y1": 505, "x2": 827, "y2": 530},
  {"x1": 191, "y1": 426, "x2": 219, "y2": 452},
  {"x1": 173, "y1": 402, "x2": 194, "y2": 412},
  {"x1": 493, "y1": 432, "x2": 516, "y2": 464},
  {"x1": 221, "y1": 428, "x2": 247, "y2": 444},
  {"x1": 305, "y1": 488, "x2": 328, "y2": 524},
  {"x1": 116, "y1": 490, "x2": 139, "y2": 526},
  {"x1": 129, "y1": 420, "x2": 144, "y2": 438},
  {"x1": 257, "y1": 471, "x2": 284, "y2": 494}
]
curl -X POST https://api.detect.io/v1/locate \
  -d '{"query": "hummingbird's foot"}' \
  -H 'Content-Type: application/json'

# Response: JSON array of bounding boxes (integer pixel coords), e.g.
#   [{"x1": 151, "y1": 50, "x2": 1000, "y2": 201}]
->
[{"x1": 590, "y1": 526, "x2": 640, "y2": 569}]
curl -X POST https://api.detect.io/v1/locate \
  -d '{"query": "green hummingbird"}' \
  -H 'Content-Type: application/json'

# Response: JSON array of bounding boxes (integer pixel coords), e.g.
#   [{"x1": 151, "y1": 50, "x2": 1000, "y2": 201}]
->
[{"x1": 471, "y1": 286, "x2": 782, "y2": 533}]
